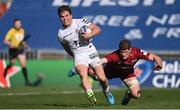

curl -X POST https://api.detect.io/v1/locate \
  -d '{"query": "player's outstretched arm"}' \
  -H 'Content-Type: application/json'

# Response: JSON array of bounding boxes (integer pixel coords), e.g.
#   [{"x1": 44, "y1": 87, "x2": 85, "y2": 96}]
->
[{"x1": 148, "y1": 53, "x2": 162, "y2": 71}]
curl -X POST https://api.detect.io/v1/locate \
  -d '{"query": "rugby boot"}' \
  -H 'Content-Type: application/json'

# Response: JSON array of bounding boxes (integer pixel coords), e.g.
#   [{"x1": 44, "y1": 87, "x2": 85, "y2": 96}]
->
[
  {"x1": 121, "y1": 90, "x2": 131, "y2": 105},
  {"x1": 25, "y1": 80, "x2": 33, "y2": 87},
  {"x1": 87, "y1": 92, "x2": 97, "y2": 106},
  {"x1": 67, "y1": 69, "x2": 77, "y2": 77},
  {"x1": 104, "y1": 91, "x2": 115, "y2": 105}
]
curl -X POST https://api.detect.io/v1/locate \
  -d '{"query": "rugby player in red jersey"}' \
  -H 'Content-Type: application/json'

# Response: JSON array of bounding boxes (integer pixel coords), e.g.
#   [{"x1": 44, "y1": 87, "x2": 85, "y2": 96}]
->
[{"x1": 68, "y1": 39, "x2": 162, "y2": 105}]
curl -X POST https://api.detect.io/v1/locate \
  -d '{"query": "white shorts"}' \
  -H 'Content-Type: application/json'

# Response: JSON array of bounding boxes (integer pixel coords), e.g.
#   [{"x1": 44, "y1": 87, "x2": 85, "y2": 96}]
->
[
  {"x1": 73, "y1": 43, "x2": 101, "y2": 68},
  {"x1": 123, "y1": 77, "x2": 139, "y2": 89}
]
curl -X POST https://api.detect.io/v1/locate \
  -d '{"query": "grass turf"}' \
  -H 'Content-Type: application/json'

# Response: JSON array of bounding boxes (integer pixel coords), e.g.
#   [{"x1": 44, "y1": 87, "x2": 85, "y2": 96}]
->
[{"x1": 0, "y1": 87, "x2": 179, "y2": 109}]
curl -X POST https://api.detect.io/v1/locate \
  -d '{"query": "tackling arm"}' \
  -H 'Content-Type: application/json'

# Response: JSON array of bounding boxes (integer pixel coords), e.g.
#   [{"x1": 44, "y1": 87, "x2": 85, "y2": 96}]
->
[{"x1": 148, "y1": 53, "x2": 163, "y2": 70}]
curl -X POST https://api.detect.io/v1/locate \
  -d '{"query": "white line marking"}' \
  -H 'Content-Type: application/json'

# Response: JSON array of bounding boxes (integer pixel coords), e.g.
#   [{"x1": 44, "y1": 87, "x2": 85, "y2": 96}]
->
[{"x1": 0, "y1": 89, "x2": 103, "y2": 96}]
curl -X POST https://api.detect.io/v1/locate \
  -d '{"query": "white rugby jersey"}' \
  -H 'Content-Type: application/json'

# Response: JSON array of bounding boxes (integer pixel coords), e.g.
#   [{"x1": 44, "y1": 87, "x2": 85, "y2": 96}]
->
[{"x1": 58, "y1": 19, "x2": 93, "y2": 52}]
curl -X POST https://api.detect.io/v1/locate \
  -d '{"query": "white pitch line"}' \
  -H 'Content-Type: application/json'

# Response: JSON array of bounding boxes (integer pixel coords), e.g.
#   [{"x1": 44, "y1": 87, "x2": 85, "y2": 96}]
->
[
  {"x1": 0, "y1": 91, "x2": 83, "y2": 96},
  {"x1": 0, "y1": 89, "x2": 103, "y2": 96}
]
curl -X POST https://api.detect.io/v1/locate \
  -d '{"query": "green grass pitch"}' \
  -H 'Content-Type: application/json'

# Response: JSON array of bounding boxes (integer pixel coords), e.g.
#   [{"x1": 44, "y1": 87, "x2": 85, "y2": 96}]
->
[{"x1": 0, "y1": 87, "x2": 179, "y2": 109}]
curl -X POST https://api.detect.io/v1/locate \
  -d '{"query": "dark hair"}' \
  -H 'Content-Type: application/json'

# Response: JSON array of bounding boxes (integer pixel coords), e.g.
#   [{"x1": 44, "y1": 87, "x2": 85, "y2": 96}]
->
[
  {"x1": 58, "y1": 5, "x2": 72, "y2": 16},
  {"x1": 13, "y1": 18, "x2": 21, "y2": 24},
  {"x1": 119, "y1": 39, "x2": 131, "y2": 50}
]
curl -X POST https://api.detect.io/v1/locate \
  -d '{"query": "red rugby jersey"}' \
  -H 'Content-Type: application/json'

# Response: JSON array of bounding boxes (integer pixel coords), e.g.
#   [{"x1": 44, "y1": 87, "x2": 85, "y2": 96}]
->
[{"x1": 105, "y1": 47, "x2": 150, "y2": 68}]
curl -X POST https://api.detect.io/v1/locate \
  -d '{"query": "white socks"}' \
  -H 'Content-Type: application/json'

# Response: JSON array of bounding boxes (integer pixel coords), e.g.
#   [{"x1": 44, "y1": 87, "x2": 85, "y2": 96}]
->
[{"x1": 104, "y1": 86, "x2": 110, "y2": 93}]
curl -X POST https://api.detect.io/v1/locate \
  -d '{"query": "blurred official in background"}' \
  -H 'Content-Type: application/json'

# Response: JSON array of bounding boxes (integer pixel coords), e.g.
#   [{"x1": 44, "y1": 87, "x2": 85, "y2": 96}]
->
[{"x1": 3, "y1": 18, "x2": 32, "y2": 86}]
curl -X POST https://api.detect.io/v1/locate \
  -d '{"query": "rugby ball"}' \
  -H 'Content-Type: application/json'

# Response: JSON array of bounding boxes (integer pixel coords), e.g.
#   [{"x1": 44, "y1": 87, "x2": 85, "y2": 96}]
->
[
  {"x1": 79, "y1": 25, "x2": 92, "y2": 34},
  {"x1": 79, "y1": 25, "x2": 92, "y2": 42}
]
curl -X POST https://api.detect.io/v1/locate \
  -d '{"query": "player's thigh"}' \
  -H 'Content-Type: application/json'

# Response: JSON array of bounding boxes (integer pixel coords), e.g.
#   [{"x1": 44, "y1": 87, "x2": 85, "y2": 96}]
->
[
  {"x1": 87, "y1": 47, "x2": 106, "y2": 79},
  {"x1": 130, "y1": 84, "x2": 140, "y2": 98},
  {"x1": 123, "y1": 77, "x2": 140, "y2": 92},
  {"x1": 93, "y1": 64, "x2": 107, "y2": 81},
  {"x1": 74, "y1": 52, "x2": 89, "y2": 67},
  {"x1": 74, "y1": 55, "x2": 89, "y2": 77},
  {"x1": 88, "y1": 46, "x2": 101, "y2": 69},
  {"x1": 75, "y1": 64, "x2": 88, "y2": 78},
  {"x1": 9, "y1": 48, "x2": 18, "y2": 62},
  {"x1": 17, "y1": 54, "x2": 26, "y2": 67}
]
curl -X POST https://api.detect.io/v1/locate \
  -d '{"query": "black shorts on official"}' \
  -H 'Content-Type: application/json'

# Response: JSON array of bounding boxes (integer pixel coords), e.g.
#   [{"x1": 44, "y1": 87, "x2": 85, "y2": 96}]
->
[{"x1": 9, "y1": 48, "x2": 25, "y2": 59}]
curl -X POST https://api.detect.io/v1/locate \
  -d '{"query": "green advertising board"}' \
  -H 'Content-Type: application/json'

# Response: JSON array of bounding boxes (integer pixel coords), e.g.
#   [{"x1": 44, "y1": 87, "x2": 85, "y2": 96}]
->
[{"x1": 7, "y1": 60, "x2": 99, "y2": 89}]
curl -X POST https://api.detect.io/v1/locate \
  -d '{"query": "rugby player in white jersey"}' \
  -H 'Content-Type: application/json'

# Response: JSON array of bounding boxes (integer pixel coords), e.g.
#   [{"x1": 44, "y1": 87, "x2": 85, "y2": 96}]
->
[{"x1": 57, "y1": 5, "x2": 114, "y2": 105}]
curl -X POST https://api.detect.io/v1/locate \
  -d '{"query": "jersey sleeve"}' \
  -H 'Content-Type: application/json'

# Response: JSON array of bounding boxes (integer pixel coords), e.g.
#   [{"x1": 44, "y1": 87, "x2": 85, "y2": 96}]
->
[
  {"x1": 57, "y1": 30, "x2": 65, "y2": 44},
  {"x1": 78, "y1": 19, "x2": 91, "y2": 27},
  {"x1": 57, "y1": 30, "x2": 73, "y2": 57},
  {"x1": 105, "y1": 51, "x2": 119, "y2": 62},
  {"x1": 4, "y1": 28, "x2": 13, "y2": 41},
  {"x1": 137, "y1": 48, "x2": 150, "y2": 60}
]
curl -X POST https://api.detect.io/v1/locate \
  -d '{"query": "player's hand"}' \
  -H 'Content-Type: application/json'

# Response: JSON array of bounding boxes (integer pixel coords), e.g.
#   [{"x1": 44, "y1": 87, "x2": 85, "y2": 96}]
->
[
  {"x1": 22, "y1": 42, "x2": 30, "y2": 50},
  {"x1": 153, "y1": 64, "x2": 162, "y2": 71},
  {"x1": 81, "y1": 32, "x2": 92, "y2": 41},
  {"x1": 9, "y1": 44, "x2": 16, "y2": 48}
]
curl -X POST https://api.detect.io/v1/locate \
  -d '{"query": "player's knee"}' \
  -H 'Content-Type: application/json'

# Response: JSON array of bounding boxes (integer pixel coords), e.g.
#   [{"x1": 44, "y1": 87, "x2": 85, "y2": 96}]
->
[
  {"x1": 99, "y1": 76, "x2": 107, "y2": 83},
  {"x1": 131, "y1": 90, "x2": 141, "y2": 99},
  {"x1": 79, "y1": 74, "x2": 88, "y2": 79},
  {"x1": 134, "y1": 93, "x2": 140, "y2": 99}
]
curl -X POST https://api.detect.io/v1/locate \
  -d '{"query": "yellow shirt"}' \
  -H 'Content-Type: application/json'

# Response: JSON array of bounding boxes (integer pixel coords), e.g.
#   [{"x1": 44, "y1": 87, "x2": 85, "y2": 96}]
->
[{"x1": 4, "y1": 27, "x2": 25, "y2": 48}]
